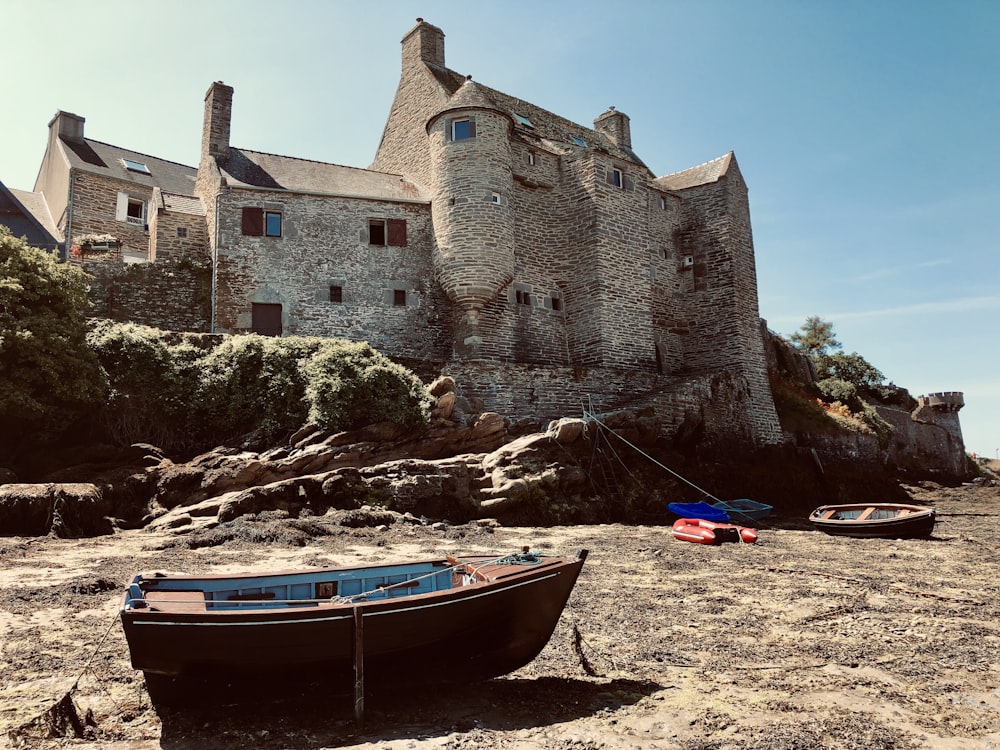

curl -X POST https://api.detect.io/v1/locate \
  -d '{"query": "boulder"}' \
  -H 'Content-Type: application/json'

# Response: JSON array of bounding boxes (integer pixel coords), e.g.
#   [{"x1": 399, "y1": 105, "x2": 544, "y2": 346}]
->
[{"x1": 0, "y1": 483, "x2": 112, "y2": 537}]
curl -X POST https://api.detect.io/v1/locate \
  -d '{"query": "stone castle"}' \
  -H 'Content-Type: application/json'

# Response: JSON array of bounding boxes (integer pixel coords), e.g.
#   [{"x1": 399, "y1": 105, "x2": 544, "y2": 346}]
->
[{"x1": 6, "y1": 19, "x2": 966, "y2": 467}]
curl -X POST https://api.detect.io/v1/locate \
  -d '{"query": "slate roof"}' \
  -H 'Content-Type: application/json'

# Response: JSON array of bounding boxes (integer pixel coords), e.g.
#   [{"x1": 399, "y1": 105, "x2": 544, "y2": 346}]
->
[
  {"x1": 425, "y1": 64, "x2": 648, "y2": 171},
  {"x1": 60, "y1": 137, "x2": 198, "y2": 196},
  {"x1": 159, "y1": 192, "x2": 205, "y2": 216},
  {"x1": 654, "y1": 152, "x2": 733, "y2": 191},
  {"x1": 220, "y1": 150, "x2": 430, "y2": 202},
  {"x1": 0, "y1": 181, "x2": 61, "y2": 249}
]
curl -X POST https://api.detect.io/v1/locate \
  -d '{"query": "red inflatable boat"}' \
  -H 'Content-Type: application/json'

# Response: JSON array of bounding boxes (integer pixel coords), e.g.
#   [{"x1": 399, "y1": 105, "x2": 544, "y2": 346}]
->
[{"x1": 671, "y1": 517, "x2": 758, "y2": 545}]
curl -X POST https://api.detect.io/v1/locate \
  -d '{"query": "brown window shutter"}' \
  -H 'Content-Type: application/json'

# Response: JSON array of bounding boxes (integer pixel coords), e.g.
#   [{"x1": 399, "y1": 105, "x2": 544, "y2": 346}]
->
[
  {"x1": 388, "y1": 219, "x2": 407, "y2": 247},
  {"x1": 242, "y1": 207, "x2": 264, "y2": 236},
  {"x1": 623, "y1": 175, "x2": 634, "y2": 191},
  {"x1": 468, "y1": 117, "x2": 476, "y2": 138}
]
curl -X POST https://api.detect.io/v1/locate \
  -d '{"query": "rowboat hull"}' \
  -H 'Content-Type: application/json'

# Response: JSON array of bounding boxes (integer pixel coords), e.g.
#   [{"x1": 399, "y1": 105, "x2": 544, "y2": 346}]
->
[
  {"x1": 120, "y1": 551, "x2": 587, "y2": 703},
  {"x1": 809, "y1": 503, "x2": 936, "y2": 539}
]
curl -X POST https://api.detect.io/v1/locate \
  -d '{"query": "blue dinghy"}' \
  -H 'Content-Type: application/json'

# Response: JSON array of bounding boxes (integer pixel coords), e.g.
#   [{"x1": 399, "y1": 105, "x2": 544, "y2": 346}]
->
[{"x1": 667, "y1": 501, "x2": 730, "y2": 523}]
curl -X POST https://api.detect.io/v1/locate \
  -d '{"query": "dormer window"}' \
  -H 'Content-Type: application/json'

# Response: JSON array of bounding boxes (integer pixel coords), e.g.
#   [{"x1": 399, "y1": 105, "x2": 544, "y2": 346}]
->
[
  {"x1": 116, "y1": 191, "x2": 146, "y2": 226},
  {"x1": 121, "y1": 158, "x2": 150, "y2": 174},
  {"x1": 450, "y1": 117, "x2": 476, "y2": 141},
  {"x1": 572, "y1": 136, "x2": 586, "y2": 147},
  {"x1": 514, "y1": 113, "x2": 534, "y2": 128}
]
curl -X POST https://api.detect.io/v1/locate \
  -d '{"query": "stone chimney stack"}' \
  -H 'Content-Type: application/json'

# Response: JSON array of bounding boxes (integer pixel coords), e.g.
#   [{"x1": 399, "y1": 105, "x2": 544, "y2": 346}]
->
[
  {"x1": 401, "y1": 18, "x2": 445, "y2": 68},
  {"x1": 48, "y1": 111, "x2": 85, "y2": 142},
  {"x1": 594, "y1": 107, "x2": 632, "y2": 149},
  {"x1": 201, "y1": 81, "x2": 233, "y2": 165}
]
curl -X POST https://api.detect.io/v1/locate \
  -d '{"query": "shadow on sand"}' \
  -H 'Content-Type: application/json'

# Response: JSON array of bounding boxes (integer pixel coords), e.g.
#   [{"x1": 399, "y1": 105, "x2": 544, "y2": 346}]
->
[{"x1": 155, "y1": 674, "x2": 662, "y2": 748}]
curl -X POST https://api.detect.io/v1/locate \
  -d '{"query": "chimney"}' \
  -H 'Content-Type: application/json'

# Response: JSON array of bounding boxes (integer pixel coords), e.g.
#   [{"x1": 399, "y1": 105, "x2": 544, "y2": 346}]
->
[
  {"x1": 594, "y1": 107, "x2": 631, "y2": 149},
  {"x1": 401, "y1": 18, "x2": 445, "y2": 68},
  {"x1": 201, "y1": 81, "x2": 233, "y2": 165},
  {"x1": 48, "y1": 111, "x2": 85, "y2": 142}
]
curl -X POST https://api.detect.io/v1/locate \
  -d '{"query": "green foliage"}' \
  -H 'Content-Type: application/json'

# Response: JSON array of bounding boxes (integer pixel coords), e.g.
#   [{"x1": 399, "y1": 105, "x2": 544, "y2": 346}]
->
[
  {"x1": 86, "y1": 320, "x2": 202, "y2": 447},
  {"x1": 302, "y1": 341, "x2": 432, "y2": 431},
  {"x1": 789, "y1": 315, "x2": 841, "y2": 358},
  {"x1": 0, "y1": 226, "x2": 104, "y2": 458},
  {"x1": 84, "y1": 324, "x2": 431, "y2": 452},
  {"x1": 816, "y1": 351, "x2": 884, "y2": 389},
  {"x1": 816, "y1": 378, "x2": 863, "y2": 413}
]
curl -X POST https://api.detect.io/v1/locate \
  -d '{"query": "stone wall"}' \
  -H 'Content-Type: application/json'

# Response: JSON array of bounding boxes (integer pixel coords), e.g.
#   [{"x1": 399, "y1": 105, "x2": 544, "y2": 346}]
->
[
  {"x1": 213, "y1": 189, "x2": 452, "y2": 360},
  {"x1": 84, "y1": 259, "x2": 212, "y2": 332},
  {"x1": 69, "y1": 172, "x2": 152, "y2": 258},
  {"x1": 876, "y1": 399, "x2": 967, "y2": 476}
]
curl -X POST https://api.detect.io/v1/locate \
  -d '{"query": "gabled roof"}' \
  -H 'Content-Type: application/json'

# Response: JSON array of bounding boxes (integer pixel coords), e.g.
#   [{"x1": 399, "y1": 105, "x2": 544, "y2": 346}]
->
[
  {"x1": 60, "y1": 137, "x2": 198, "y2": 196},
  {"x1": 426, "y1": 64, "x2": 647, "y2": 169},
  {"x1": 220, "y1": 149, "x2": 430, "y2": 202},
  {"x1": 0, "y1": 180, "x2": 61, "y2": 249},
  {"x1": 654, "y1": 152, "x2": 734, "y2": 191}
]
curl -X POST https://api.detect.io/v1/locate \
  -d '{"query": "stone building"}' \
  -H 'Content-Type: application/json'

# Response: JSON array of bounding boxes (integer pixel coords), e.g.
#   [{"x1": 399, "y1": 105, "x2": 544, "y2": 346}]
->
[{"x1": 10, "y1": 19, "x2": 967, "y2": 463}]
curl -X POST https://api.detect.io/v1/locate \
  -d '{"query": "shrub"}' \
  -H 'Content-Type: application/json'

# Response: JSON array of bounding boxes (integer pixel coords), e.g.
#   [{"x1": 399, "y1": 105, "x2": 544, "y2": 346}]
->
[
  {"x1": 816, "y1": 378, "x2": 863, "y2": 413},
  {"x1": 302, "y1": 341, "x2": 431, "y2": 431}
]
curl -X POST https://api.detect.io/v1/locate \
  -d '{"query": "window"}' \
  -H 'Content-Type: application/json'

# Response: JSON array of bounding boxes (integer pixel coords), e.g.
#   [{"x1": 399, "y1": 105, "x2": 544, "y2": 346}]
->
[
  {"x1": 121, "y1": 158, "x2": 150, "y2": 174},
  {"x1": 450, "y1": 117, "x2": 475, "y2": 141},
  {"x1": 515, "y1": 289, "x2": 531, "y2": 306},
  {"x1": 514, "y1": 113, "x2": 534, "y2": 128},
  {"x1": 572, "y1": 136, "x2": 586, "y2": 147},
  {"x1": 126, "y1": 198, "x2": 145, "y2": 224},
  {"x1": 659, "y1": 196, "x2": 667, "y2": 210},
  {"x1": 491, "y1": 192, "x2": 502, "y2": 205},
  {"x1": 329, "y1": 285, "x2": 343, "y2": 303},
  {"x1": 611, "y1": 168, "x2": 623, "y2": 189},
  {"x1": 526, "y1": 151, "x2": 536, "y2": 166},
  {"x1": 551, "y1": 296, "x2": 563, "y2": 312},
  {"x1": 393, "y1": 289, "x2": 406, "y2": 307},
  {"x1": 116, "y1": 191, "x2": 146, "y2": 225},
  {"x1": 176, "y1": 227, "x2": 188, "y2": 238},
  {"x1": 265, "y1": 211, "x2": 282, "y2": 237},
  {"x1": 369, "y1": 219, "x2": 407, "y2": 246}
]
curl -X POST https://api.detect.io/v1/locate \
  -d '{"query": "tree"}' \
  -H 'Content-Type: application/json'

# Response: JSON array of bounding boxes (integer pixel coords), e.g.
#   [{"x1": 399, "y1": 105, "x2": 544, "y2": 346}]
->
[
  {"x1": 816, "y1": 351, "x2": 885, "y2": 389},
  {"x1": 0, "y1": 226, "x2": 104, "y2": 462},
  {"x1": 789, "y1": 315, "x2": 841, "y2": 358}
]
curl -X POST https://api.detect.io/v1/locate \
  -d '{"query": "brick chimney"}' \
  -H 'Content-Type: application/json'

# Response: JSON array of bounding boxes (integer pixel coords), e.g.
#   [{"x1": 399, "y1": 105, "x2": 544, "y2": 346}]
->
[
  {"x1": 594, "y1": 107, "x2": 632, "y2": 149},
  {"x1": 401, "y1": 18, "x2": 445, "y2": 68},
  {"x1": 201, "y1": 81, "x2": 233, "y2": 165}
]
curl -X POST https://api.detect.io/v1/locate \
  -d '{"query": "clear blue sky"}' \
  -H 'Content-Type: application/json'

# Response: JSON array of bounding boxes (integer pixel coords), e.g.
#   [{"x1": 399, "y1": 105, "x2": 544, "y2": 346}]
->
[{"x1": 3, "y1": 0, "x2": 998, "y2": 458}]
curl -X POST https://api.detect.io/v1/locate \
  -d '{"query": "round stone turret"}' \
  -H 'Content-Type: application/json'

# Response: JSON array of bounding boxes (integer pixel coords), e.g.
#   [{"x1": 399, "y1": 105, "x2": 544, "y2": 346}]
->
[{"x1": 426, "y1": 78, "x2": 515, "y2": 356}]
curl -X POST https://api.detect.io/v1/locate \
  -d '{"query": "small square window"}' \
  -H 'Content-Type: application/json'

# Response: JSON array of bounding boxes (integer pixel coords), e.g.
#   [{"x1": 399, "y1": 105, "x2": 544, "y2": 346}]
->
[
  {"x1": 369, "y1": 219, "x2": 386, "y2": 246},
  {"x1": 491, "y1": 192, "x2": 501, "y2": 205},
  {"x1": 176, "y1": 227, "x2": 188, "y2": 238},
  {"x1": 265, "y1": 211, "x2": 282, "y2": 237},
  {"x1": 452, "y1": 118, "x2": 473, "y2": 141},
  {"x1": 126, "y1": 198, "x2": 145, "y2": 225},
  {"x1": 572, "y1": 136, "x2": 586, "y2": 147},
  {"x1": 551, "y1": 296, "x2": 562, "y2": 312},
  {"x1": 122, "y1": 158, "x2": 150, "y2": 174},
  {"x1": 515, "y1": 289, "x2": 531, "y2": 306},
  {"x1": 393, "y1": 289, "x2": 406, "y2": 307},
  {"x1": 330, "y1": 285, "x2": 343, "y2": 303}
]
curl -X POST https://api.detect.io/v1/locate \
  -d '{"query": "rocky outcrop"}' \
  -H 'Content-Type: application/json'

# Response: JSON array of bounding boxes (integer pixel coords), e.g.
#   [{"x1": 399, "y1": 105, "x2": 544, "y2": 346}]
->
[{"x1": 0, "y1": 483, "x2": 114, "y2": 537}]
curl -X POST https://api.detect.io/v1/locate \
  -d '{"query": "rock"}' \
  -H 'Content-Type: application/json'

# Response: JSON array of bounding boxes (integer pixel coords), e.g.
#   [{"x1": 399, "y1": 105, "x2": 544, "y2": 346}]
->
[
  {"x1": 0, "y1": 483, "x2": 112, "y2": 537},
  {"x1": 547, "y1": 418, "x2": 586, "y2": 444},
  {"x1": 428, "y1": 375, "x2": 456, "y2": 397},
  {"x1": 432, "y1": 391, "x2": 457, "y2": 420}
]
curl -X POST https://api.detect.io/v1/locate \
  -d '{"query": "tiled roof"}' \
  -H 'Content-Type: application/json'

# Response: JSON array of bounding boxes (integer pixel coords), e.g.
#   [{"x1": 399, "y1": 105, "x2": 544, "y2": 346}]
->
[
  {"x1": 60, "y1": 138, "x2": 198, "y2": 196},
  {"x1": 161, "y1": 192, "x2": 205, "y2": 216},
  {"x1": 220, "y1": 150, "x2": 430, "y2": 202},
  {"x1": 654, "y1": 152, "x2": 733, "y2": 191},
  {"x1": 428, "y1": 64, "x2": 647, "y2": 169},
  {"x1": 8, "y1": 186, "x2": 61, "y2": 240}
]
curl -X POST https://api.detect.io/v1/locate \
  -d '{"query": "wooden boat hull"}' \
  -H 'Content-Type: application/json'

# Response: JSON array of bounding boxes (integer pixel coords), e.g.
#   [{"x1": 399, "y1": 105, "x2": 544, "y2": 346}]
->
[
  {"x1": 672, "y1": 518, "x2": 758, "y2": 545},
  {"x1": 809, "y1": 503, "x2": 936, "y2": 539},
  {"x1": 120, "y1": 551, "x2": 586, "y2": 702}
]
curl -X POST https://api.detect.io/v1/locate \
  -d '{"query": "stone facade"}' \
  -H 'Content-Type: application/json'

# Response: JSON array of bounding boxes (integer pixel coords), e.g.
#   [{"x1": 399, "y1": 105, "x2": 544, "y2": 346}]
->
[{"x1": 876, "y1": 392, "x2": 967, "y2": 476}]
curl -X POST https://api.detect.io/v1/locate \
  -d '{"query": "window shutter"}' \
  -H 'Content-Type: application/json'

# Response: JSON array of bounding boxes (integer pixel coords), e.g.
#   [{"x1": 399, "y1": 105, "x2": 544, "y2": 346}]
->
[
  {"x1": 387, "y1": 219, "x2": 407, "y2": 247},
  {"x1": 605, "y1": 170, "x2": 615, "y2": 187},
  {"x1": 242, "y1": 207, "x2": 264, "y2": 236},
  {"x1": 115, "y1": 192, "x2": 128, "y2": 221},
  {"x1": 623, "y1": 175, "x2": 635, "y2": 191},
  {"x1": 468, "y1": 117, "x2": 476, "y2": 138}
]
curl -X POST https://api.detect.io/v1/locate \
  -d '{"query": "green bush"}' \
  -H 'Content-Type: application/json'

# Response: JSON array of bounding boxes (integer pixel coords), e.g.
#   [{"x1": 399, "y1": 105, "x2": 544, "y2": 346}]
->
[
  {"x1": 0, "y1": 227, "x2": 104, "y2": 459},
  {"x1": 816, "y1": 378, "x2": 862, "y2": 413},
  {"x1": 302, "y1": 341, "x2": 432, "y2": 431}
]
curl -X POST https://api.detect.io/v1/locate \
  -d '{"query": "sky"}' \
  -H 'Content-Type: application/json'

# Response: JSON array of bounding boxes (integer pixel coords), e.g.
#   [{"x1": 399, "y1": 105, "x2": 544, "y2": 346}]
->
[{"x1": 3, "y1": 0, "x2": 998, "y2": 458}]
